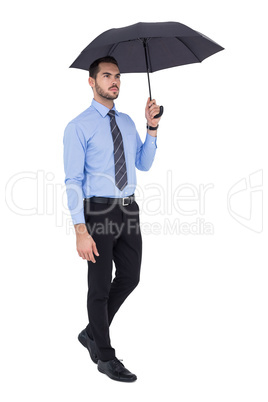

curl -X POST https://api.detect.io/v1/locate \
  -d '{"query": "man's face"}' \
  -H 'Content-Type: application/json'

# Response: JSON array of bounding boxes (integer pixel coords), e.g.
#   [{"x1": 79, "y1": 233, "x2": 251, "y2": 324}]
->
[{"x1": 93, "y1": 62, "x2": 121, "y2": 101}]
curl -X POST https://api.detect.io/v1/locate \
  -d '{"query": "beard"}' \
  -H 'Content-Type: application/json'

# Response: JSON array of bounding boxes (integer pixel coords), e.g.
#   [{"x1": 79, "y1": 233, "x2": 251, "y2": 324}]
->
[{"x1": 95, "y1": 81, "x2": 119, "y2": 100}]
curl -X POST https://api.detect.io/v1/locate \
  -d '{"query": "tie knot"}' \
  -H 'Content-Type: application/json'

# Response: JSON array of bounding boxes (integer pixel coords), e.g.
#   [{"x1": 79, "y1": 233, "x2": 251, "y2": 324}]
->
[{"x1": 108, "y1": 110, "x2": 115, "y2": 118}]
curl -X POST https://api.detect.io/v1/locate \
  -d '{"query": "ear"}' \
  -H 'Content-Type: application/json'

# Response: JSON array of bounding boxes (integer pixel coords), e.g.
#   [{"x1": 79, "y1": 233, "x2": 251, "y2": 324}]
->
[{"x1": 88, "y1": 77, "x2": 95, "y2": 88}]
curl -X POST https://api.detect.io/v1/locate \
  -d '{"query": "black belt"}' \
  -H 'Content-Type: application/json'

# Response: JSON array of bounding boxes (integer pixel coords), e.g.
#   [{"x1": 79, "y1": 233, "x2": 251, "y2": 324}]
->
[{"x1": 84, "y1": 194, "x2": 135, "y2": 206}]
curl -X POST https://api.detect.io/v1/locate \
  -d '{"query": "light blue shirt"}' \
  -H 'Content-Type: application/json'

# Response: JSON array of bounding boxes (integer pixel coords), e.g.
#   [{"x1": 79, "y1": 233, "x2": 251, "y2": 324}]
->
[{"x1": 63, "y1": 99, "x2": 157, "y2": 225}]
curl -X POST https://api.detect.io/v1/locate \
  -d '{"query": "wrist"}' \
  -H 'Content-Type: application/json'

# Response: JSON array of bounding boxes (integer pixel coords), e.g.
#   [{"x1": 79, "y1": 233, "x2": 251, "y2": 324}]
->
[
  {"x1": 147, "y1": 124, "x2": 159, "y2": 131},
  {"x1": 74, "y1": 223, "x2": 88, "y2": 236}
]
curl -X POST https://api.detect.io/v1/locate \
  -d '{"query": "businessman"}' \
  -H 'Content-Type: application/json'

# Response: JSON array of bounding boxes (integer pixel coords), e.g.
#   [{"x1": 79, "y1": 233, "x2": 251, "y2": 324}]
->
[{"x1": 63, "y1": 56, "x2": 162, "y2": 382}]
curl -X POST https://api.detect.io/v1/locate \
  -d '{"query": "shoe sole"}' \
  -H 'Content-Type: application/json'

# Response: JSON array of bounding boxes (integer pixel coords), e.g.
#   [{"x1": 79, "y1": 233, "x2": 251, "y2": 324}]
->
[
  {"x1": 97, "y1": 366, "x2": 137, "y2": 383},
  {"x1": 78, "y1": 332, "x2": 98, "y2": 364}
]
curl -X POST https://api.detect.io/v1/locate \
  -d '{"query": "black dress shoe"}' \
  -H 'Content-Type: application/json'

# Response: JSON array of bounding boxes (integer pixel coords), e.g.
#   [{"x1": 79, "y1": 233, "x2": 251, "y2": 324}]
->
[
  {"x1": 98, "y1": 358, "x2": 137, "y2": 382},
  {"x1": 78, "y1": 329, "x2": 98, "y2": 364}
]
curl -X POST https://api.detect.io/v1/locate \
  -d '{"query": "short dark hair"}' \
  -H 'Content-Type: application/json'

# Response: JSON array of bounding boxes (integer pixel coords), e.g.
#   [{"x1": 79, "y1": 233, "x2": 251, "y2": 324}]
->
[{"x1": 89, "y1": 56, "x2": 119, "y2": 79}]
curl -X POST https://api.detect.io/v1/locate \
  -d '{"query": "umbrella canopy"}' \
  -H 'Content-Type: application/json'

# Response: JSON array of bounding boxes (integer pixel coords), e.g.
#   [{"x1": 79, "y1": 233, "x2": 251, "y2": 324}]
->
[
  {"x1": 70, "y1": 21, "x2": 223, "y2": 72},
  {"x1": 70, "y1": 21, "x2": 224, "y2": 117}
]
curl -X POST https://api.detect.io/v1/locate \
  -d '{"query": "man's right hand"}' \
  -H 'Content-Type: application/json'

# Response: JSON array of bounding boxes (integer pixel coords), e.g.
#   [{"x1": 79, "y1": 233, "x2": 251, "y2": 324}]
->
[{"x1": 74, "y1": 224, "x2": 99, "y2": 263}]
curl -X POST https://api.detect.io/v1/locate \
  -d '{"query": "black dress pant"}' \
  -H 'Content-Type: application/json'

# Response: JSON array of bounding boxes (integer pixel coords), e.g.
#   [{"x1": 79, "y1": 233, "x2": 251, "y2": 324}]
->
[{"x1": 83, "y1": 199, "x2": 142, "y2": 361}]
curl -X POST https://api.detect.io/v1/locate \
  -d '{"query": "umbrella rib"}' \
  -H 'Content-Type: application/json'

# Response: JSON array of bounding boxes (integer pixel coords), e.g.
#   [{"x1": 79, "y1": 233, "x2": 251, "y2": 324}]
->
[
  {"x1": 108, "y1": 42, "x2": 120, "y2": 56},
  {"x1": 175, "y1": 37, "x2": 202, "y2": 62}
]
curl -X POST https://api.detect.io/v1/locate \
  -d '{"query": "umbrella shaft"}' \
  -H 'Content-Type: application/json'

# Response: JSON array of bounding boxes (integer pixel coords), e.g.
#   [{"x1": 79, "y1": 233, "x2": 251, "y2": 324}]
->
[
  {"x1": 143, "y1": 39, "x2": 152, "y2": 101},
  {"x1": 146, "y1": 71, "x2": 152, "y2": 101}
]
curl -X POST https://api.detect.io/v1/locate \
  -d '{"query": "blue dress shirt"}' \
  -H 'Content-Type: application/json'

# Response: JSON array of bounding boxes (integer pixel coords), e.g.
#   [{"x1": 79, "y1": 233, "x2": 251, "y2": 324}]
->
[{"x1": 63, "y1": 99, "x2": 157, "y2": 225}]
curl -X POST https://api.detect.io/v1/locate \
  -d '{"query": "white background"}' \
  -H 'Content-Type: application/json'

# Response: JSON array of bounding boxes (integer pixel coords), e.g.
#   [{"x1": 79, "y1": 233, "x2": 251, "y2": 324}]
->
[{"x1": 1, "y1": 0, "x2": 267, "y2": 401}]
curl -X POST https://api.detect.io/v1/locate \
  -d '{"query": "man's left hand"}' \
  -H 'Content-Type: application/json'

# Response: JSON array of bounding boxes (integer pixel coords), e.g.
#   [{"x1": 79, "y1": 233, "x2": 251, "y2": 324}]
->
[{"x1": 145, "y1": 98, "x2": 162, "y2": 128}]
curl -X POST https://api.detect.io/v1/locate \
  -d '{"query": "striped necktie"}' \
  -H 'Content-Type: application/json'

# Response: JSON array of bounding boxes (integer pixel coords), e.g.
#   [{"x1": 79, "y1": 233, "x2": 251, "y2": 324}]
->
[{"x1": 108, "y1": 110, "x2": 128, "y2": 191}]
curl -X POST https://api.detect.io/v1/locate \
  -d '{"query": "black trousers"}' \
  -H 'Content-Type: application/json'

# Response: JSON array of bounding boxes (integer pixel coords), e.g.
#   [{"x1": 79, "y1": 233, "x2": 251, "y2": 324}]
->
[{"x1": 83, "y1": 199, "x2": 142, "y2": 361}]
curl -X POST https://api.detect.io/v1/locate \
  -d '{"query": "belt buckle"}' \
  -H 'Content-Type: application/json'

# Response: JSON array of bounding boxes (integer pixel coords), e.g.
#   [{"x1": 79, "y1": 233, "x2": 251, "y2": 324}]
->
[{"x1": 122, "y1": 197, "x2": 130, "y2": 206}]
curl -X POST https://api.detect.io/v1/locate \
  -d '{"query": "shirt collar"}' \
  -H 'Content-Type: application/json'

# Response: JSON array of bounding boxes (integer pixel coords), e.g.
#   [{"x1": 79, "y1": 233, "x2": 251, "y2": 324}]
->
[{"x1": 91, "y1": 98, "x2": 119, "y2": 117}]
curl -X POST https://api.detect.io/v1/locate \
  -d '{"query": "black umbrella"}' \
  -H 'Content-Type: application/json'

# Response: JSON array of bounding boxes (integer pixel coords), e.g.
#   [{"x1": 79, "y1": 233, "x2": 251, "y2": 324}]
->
[{"x1": 70, "y1": 21, "x2": 224, "y2": 118}]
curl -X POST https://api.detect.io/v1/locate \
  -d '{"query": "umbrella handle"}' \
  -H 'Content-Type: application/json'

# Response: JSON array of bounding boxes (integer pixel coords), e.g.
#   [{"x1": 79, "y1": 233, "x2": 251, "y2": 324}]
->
[{"x1": 154, "y1": 105, "x2": 164, "y2": 119}]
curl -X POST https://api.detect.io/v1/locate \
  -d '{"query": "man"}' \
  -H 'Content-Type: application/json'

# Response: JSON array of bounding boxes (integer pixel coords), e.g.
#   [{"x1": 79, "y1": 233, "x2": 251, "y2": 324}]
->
[{"x1": 63, "y1": 56, "x2": 162, "y2": 382}]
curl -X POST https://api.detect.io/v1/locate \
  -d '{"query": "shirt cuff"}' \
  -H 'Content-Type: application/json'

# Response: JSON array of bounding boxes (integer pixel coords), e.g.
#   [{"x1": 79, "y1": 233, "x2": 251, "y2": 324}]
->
[
  {"x1": 71, "y1": 210, "x2": 86, "y2": 226},
  {"x1": 145, "y1": 132, "x2": 157, "y2": 148}
]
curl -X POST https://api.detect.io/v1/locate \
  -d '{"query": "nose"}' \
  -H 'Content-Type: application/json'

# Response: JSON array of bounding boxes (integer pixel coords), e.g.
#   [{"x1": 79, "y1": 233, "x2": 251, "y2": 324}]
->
[{"x1": 111, "y1": 78, "x2": 119, "y2": 88}]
